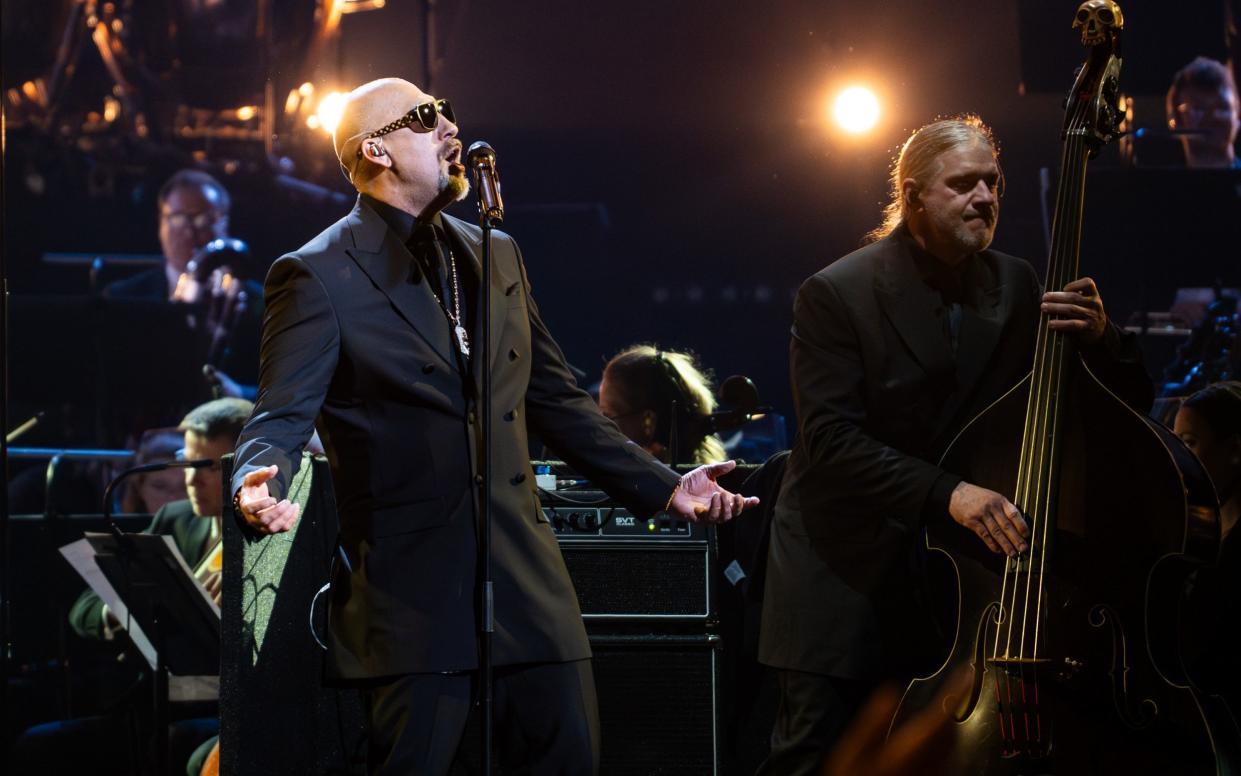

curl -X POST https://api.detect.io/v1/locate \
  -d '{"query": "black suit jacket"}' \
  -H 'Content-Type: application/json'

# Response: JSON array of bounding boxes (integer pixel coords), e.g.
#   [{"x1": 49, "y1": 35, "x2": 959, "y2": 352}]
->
[
  {"x1": 758, "y1": 226, "x2": 1150, "y2": 681},
  {"x1": 231, "y1": 197, "x2": 679, "y2": 678},
  {"x1": 68, "y1": 500, "x2": 212, "y2": 640}
]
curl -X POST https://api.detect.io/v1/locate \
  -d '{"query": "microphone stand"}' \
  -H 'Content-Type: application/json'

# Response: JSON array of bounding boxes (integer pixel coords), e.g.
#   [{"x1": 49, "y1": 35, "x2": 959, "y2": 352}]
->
[
  {"x1": 467, "y1": 144, "x2": 503, "y2": 776},
  {"x1": 480, "y1": 210, "x2": 495, "y2": 776}
]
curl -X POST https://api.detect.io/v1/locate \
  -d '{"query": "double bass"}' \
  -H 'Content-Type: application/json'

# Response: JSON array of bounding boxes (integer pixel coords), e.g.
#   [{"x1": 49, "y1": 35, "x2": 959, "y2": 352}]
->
[{"x1": 891, "y1": 3, "x2": 1231, "y2": 772}]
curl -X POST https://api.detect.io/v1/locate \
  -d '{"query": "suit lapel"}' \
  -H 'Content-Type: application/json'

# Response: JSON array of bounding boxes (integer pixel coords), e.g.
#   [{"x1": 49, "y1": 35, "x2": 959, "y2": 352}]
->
[
  {"x1": 344, "y1": 200, "x2": 457, "y2": 368},
  {"x1": 442, "y1": 215, "x2": 508, "y2": 380},
  {"x1": 952, "y1": 262, "x2": 1005, "y2": 404},
  {"x1": 874, "y1": 244, "x2": 954, "y2": 379}
]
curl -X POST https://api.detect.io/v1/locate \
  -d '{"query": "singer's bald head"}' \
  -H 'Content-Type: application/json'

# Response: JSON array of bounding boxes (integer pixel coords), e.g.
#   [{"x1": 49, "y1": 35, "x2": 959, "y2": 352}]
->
[
  {"x1": 331, "y1": 77, "x2": 466, "y2": 215},
  {"x1": 334, "y1": 78, "x2": 428, "y2": 182}
]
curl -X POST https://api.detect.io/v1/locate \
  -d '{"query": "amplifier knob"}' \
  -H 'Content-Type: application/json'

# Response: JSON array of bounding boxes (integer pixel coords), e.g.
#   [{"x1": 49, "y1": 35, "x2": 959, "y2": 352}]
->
[{"x1": 568, "y1": 511, "x2": 599, "y2": 531}]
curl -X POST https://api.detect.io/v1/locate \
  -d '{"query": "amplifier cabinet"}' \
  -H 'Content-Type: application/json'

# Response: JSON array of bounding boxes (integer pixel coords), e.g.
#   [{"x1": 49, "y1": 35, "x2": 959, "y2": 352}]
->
[
  {"x1": 544, "y1": 495, "x2": 716, "y2": 622},
  {"x1": 590, "y1": 634, "x2": 721, "y2": 776},
  {"x1": 560, "y1": 540, "x2": 713, "y2": 620},
  {"x1": 547, "y1": 494, "x2": 723, "y2": 774}
]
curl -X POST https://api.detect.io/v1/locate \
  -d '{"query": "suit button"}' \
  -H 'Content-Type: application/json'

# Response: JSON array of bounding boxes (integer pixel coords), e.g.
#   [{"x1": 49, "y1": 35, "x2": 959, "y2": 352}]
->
[
  {"x1": 468, "y1": 411, "x2": 476, "y2": 424},
  {"x1": 422, "y1": 363, "x2": 435, "y2": 374},
  {"x1": 503, "y1": 409, "x2": 517, "y2": 421},
  {"x1": 475, "y1": 474, "x2": 484, "y2": 485},
  {"x1": 511, "y1": 472, "x2": 527, "y2": 485}
]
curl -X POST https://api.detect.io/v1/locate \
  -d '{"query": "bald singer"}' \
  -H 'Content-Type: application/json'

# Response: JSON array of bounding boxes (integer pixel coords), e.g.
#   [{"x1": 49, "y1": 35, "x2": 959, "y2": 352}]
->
[{"x1": 227, "y1": 78, "x2": 758, "y2": 775}]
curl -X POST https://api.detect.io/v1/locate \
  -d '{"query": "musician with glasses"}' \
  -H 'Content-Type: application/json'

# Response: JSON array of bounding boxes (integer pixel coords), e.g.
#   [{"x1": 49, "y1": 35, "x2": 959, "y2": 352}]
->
[
  {"x1": 1166, "y1": 56, "x2": 1241, "y2": 169},
  {"x1": 228, "y1": 77, "x2": 757, "y2": 775},
  {"x1": 100, "y1": 168, "x2": 264, "y2": 400},
  {"x1": 104, "y1": 170, "x2": 233, "y2": 301}
]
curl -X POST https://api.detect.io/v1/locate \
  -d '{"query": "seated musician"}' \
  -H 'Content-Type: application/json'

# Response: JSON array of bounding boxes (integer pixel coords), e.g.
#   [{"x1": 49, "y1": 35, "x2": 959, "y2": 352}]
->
[
  {"x1": 1175, "y1": 382, "x2": 1241, "y2": 728},
  {"x1": 15, "y1": 398, "x2": 253, "y2": 776},
  {"x1": 757, "y1": 115, "x2": 1151, "y2": 774},
  {"x1": 103, "y1": 170, "x2": 232, "y2": 301},
  {"x1": 598, "y1": 344, "x2": 726, "y2": 465},
  {"x1": 1175, "y1": 381, "x2": 1241, "y2": 543},
  {"x1": 69, "y1": 397, "x2": 253, "y2": 640},
  {"x1": 1166, "y1": 56, "x2": 1240, "y2": 169},
  {"x1": 103, "y1": 168, "x2": 262, "y2": 395},
  {"x1": 118, "y1": 428, "x2": 190, "y2": 515}
]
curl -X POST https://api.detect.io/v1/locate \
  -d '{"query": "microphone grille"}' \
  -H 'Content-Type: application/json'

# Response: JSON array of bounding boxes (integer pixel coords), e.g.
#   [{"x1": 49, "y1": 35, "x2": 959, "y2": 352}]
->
[{"x1": 466, "y1": 141, "x2": 496, "y2": 167}]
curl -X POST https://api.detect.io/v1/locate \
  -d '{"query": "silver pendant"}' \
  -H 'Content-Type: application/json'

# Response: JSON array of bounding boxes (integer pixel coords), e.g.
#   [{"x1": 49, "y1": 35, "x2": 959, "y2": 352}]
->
[{"x1": 455, "y1": 324, "x2": 471, "y2": 358}]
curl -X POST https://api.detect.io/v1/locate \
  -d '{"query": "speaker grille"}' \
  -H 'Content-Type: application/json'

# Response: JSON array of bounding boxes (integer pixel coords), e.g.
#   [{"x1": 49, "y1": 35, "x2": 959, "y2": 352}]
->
[
  {"x1": 561, "y1": 546, "x2": 708, "y2": 617},
  {"x1": 592, "y1": 638, "x2": 719, "y2": 775}
]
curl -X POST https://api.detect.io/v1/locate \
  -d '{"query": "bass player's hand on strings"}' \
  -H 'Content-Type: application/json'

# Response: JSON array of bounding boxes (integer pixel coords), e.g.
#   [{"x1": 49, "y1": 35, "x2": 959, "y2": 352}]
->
[
  {"x1": 948, "y1": 481, "x2": 1029, "y2": 557},
  {"x1": 1042, "y1": 276, "x2": 1107, "y2": 344}
]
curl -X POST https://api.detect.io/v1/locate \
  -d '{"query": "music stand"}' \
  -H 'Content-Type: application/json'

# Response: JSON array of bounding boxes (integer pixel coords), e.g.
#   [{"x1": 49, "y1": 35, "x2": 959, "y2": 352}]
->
[{"x1": 63, "y1": 532, "x2": 219, "y2": 775}]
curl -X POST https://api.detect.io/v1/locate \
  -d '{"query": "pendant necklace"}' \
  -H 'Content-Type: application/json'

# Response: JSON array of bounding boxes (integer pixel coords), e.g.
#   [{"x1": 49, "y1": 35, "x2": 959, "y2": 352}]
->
[{"x1": 444, "y1": 249, "x2": 470, "y2": 359}]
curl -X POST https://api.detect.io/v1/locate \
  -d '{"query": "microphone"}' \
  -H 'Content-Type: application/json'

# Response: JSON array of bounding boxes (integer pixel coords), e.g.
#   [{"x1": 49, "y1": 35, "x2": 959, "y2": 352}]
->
[
  {"x1": 696, "y1": 375, "x2": 769, "y2": 435},
  {"x1": 103, "y1": 458, "x2": 215, "y2": 537},
  {"x1": 125, "y1": 459, "x2": 215, "y2": 475},
  {"x1": 466, "y1": 141, "x2": 505, "y2": 224}
]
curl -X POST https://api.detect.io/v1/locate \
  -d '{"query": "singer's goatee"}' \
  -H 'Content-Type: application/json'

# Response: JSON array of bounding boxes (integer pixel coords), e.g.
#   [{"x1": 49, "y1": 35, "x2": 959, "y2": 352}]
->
[{"x1": 441, "y1": 165, "x2": 470, "y2": 203}]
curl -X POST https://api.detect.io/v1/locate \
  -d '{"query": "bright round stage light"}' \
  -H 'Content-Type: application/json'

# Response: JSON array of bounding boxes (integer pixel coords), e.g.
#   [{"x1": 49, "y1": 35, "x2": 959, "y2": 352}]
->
[
  {"x1": 832, "y1": 87, "x2": 880, "y2": 134},
  {"x1": 316, "y1": 92, "x2": 347, "y2": 136}
]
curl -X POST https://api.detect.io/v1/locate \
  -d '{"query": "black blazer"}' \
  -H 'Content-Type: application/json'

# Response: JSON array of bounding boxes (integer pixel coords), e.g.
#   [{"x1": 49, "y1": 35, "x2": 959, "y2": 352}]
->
[
  {"x1": 758, "y1": 226, "x2": 1149, "y2": 681},
  {"x1": 232, "y1": 198, "x2": 678, "y2": 678}
]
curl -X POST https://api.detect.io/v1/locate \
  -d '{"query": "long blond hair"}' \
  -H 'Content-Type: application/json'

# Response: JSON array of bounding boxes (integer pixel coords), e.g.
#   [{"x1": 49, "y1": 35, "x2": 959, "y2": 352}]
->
[
  {"x1": 866, "y1": 115, "x2": 999, "y2": 243},
  {"x1": 603, "y1": 345, "x2": 726, "y2": 464}
]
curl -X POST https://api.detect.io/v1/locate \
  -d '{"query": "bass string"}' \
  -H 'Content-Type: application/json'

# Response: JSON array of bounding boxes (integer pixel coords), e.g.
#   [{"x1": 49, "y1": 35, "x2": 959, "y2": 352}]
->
[
  {"x1": 1027, "y1": 103, "x2": 1097, "y2": 660},
  {"x1": 1008, "y1": 98, "x2": 1091, "y2": 665},
  {"x1": 1007, "y1": 120, "x2": 1089, "y2": 753}
]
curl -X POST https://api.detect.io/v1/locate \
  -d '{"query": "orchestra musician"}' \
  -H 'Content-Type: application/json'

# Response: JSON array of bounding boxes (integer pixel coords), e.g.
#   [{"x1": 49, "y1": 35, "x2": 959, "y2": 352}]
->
[
  {"x1": 597, "y1": 344, "x2": 727, "y2": 465},
  {"x1": 1165, "y1": 56, "x2": 1241, "y2": 170},
  {"x1": 14, "y1": 399, "x2": 252, "y2": 776}
]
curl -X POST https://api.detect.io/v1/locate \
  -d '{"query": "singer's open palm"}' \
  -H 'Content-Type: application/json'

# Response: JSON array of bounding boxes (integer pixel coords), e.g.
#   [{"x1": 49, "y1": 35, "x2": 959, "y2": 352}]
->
[
  {"x1": 668, "y1": 461, "x2": 760, "y2": 524},
  {"x1": 236, "y1": 464, "x2": 299, "y2": 534}
]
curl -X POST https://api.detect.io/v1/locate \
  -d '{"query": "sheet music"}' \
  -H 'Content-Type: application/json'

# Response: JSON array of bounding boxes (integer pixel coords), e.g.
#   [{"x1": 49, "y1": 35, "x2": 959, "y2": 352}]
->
[{"x1": 60, "y1": 533, "x2": 221, "y2": 696}]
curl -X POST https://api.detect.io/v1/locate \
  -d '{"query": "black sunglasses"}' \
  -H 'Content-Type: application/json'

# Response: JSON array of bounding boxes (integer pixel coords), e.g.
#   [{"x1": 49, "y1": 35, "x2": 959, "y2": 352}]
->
[{"x1": 357, "y1": 99, "x2": 455, "y2": 157}]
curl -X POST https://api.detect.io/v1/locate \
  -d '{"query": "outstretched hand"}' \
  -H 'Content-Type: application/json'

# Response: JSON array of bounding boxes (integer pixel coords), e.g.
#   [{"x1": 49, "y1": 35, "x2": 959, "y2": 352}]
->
[
  {"x1": 667, "y1": 460, "x2": 760, "y2": 524},
  {"x1": 235, "y1": 464, "x2": 300, "y2": 534}
]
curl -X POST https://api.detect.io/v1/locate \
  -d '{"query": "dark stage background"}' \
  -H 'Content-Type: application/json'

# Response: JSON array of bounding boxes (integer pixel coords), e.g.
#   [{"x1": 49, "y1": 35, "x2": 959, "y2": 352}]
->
[
  {"x1": 4, "y1": 0, "x2": 1235, "y2": 443},
  {"x1": 5, "y1": 0, "x2": 1241, "y2": 771}
]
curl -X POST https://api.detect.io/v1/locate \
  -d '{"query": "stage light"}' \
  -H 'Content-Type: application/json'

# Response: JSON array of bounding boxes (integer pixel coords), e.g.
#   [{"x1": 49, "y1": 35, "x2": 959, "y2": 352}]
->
[
  {"x1": 340, "y1": 0, "x2": 386, "y2": 11},
  {"x1": 832, "y1": 86, "x2": 880, "y2": 134},
  {"x1": 236, "y1": 105, "x2": 257, "y2": 121},
  {"x1": 316, "y1": 92, "x2": 347, "y2": 135}
]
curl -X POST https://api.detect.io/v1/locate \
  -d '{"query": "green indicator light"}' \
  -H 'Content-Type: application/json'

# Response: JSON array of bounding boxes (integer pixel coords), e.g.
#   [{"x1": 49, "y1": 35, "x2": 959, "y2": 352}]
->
[{"x1": 647, "y1": 520, "x2": 656, "y2": 532}]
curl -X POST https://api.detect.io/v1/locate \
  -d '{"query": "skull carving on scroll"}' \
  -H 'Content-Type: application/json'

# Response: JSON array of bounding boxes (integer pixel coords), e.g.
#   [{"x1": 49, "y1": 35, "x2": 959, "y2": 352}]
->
[{"x1": 1073, "y1": 1, "x2": 1125, "y2": 46}]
